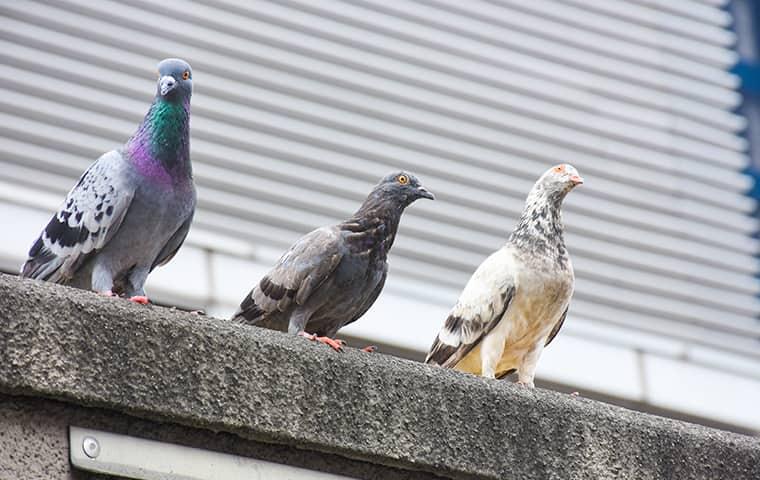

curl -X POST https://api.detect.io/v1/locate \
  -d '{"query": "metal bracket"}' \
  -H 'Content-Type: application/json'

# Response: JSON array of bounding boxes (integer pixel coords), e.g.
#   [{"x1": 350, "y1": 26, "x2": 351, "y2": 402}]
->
[{"x1": 69, "y1": 426, "x2": 357, "y2": 480}]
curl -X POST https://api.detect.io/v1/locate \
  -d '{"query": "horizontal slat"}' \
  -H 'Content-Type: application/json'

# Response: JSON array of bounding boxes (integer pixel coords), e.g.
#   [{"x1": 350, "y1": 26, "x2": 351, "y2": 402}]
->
[
  {"x1": 557, "y1": 0, "x2": 735, "y2": 43},
  {"x1": 625, "y1": 0, "x2": 732, "y2": 26},
  {"x1": 693, "y1": 0, "x2": 729, "y2": 6}
]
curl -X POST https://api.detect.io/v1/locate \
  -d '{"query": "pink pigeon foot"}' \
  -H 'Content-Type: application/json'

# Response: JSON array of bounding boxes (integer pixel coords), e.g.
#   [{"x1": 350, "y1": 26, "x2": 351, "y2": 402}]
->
[
  {"x1": 298, "y1": 332, "x2": 345, "y2": 352},
  {"x1": 128, "y1": 295, "x2": 150, "y2": 305}
]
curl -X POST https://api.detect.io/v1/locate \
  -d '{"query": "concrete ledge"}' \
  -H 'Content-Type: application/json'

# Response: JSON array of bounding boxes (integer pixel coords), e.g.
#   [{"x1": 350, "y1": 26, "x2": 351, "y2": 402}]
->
[{"x1": 0, "y1": 273, "x2": 758, "y2": 479}]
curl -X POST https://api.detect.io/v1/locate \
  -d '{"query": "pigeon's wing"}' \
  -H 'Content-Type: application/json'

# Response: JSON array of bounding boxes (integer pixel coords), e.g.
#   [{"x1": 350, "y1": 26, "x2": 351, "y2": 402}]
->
[
  {"x1": 544, "y1": 306, "x2": 568, "y2": 347},
  {"x1": 233, "y1": 226, "x2": 344, "y2": 324},
  {"x1": 21, "y1": 150, "x2": 135, "y2": 282},
  {"x1": 150, "y1": 209, "x2": 195, "y2": 271},
  {"x1": 426, "y1": 247, "x2": 516, "y2": 368}
]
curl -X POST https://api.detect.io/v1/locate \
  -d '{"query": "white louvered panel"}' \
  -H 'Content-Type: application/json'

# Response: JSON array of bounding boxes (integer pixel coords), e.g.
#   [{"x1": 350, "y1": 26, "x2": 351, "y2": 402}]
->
[
  {"x1": 0, "y1": 47, "x2": 747, "y2": 223},
  {"x1": 420, "y1": 0, "x2": 736, "y2": 72},
  {"x1": 0, "y1": 8, "x2": 749, "y2": 200},
  {"x1": 9, "y1": 0, "x2": 746, "y2": 140},
  {"x1": 168, "y1": 0, "x2": 744, "y2": 131},
  {"x1": 340, "y1": 0, "x2": 737, "y2": 93},
  {"x1": 0, "y1": 37, "x2": 754, "y2": 230},
  {"x1": 0, "y1": 1, "x2": 757, "y2": 383},
  {"x1": 0, "y1": 49, "x2": 755, "y2": 235},
  {"x1": 258, "y1": 0, "x2": 746, "y2": 153},
  {"x1": 274, "y1": 0, "x2": 738, "y2": 96},
  {"x1": 497, "y1": 0, "x2": 734, "y2": 55}
]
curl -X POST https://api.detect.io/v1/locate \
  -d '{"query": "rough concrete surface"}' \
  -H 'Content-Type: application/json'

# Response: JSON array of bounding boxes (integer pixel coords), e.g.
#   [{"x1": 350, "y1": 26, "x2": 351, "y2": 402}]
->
[
  {"x1": 0, "y1": 274, "x2": 759, "y2": 479},
  {"x1": 0, "y1": 393, "x2": 442, "y2": 480}
]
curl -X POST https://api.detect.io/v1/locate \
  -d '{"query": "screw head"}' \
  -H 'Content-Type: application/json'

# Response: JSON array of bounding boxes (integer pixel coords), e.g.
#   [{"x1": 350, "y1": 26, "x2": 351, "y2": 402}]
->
[{"x1": 82, "y1": 436, "x2": 100, "y2": 458}]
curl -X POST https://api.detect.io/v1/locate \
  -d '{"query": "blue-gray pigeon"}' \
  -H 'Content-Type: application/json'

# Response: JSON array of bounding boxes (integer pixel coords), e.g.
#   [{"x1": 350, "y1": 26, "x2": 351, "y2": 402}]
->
[
  {"x1": 20, "y1": 58, "x2": 197, "y2": 304},
  {"x1": 232, "y1": 172, "x2": 434, "y2": 351},
  {"x1": 426, "y1": 164, "x2": 583, "y2": 386}
]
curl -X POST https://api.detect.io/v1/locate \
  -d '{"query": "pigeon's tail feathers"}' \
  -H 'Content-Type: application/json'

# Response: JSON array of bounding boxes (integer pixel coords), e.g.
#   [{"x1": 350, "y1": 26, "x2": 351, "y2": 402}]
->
[
  {"x1": 495, "y1": 368, "x2": 516, "y2": 380},
  {"x1": 425, "y1": 285, "x2": 515, "y2": 368},
  {"x1": 20, "y1": 221, "x2": 94, "y2": 284},
  {"x1": 20, "y1": 236, "x2": 66, "y2": 282},
  {"x1": 232, "y1": 290, "x2": 266, "y2": 324},
  {"x1": 425, "y1": 330, "x2": 462, "y2": 367},
  {"x1": 239, "y1": 227, "x2": 344, "y2": 321}
]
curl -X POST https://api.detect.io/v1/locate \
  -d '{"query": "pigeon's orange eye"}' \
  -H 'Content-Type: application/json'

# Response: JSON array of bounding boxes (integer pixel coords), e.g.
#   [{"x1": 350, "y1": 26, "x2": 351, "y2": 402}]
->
[
  {"x1": 553, "y1": 165, "x2": 565, "y2": 173},
  {"x1": 182, "y1": 71, "x2": 190, "y2": 80},
  {"x1": 397, "y1": 174, "x2": 409, "y2": 185}
]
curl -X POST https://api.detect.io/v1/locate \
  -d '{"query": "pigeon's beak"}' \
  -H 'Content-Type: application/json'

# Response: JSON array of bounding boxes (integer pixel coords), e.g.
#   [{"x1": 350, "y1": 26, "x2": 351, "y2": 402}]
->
[
  {"x1": 159, "y1": 75, "x2": 177, "y2": 96},
  {"x1": 416, "y1": 185, "x2": 435, "y2": 200},
  {"x1": 570, "y1": 174, "x2": 584, "y2": 186}
]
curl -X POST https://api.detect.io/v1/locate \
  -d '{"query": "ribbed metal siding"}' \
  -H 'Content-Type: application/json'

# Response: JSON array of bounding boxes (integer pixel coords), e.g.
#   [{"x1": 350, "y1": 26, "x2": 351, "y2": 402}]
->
[{"x1": 0, "y1": 1, "x2": 757, "y2": 368}]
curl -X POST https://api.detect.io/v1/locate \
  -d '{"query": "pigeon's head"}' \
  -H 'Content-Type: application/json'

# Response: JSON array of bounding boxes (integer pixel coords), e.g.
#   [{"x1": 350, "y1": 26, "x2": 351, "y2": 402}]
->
[
  {"x1": 539, "y1": 164, "x2": 584, "y2": 196},
  {"x1": 156, "y1": 58, "x2": 193, "y2": 101},
  {"x1": 375, "y1": 171, "x2": 435, "y2": 207},
  {"x1": 359, "y1": 172, "x2": 434, "y2": 216}
]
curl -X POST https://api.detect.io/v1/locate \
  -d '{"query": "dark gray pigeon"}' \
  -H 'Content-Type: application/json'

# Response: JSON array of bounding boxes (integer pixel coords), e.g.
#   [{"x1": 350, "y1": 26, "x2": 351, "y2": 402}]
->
[
  {"x1": 426, "y1": 164, "x2": 583, "y2": 386},
  {"x1": 20, "y1": 58, "x2": 197, "y2": 304},
  {"x1": 232, "y1": 172, "x2": 434, "y2": 351}
]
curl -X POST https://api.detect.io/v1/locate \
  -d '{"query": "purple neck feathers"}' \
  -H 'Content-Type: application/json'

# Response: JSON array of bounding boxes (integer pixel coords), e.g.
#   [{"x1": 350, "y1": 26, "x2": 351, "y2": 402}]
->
[{"x1": 125, "y1": 97, "x2": 191, "y2": 187}]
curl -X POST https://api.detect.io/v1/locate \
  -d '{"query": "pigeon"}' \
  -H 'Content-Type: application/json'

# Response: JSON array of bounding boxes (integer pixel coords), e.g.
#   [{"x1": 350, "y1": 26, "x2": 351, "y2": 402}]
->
[
  {"x1": 232, "y1": 172, "x2": 434, "y2": 351},
  {"x1": 20, "y1": 58, "x2": 197, "y2": 304},
  {"x1": 425, "y1": 164, "x2": 583, "y2": 386}
]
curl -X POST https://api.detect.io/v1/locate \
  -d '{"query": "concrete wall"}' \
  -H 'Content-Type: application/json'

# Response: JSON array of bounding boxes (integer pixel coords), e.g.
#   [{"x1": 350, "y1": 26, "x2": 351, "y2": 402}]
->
[{"x1": 1, "y1": 274, "x2": 758, "y2": 480}]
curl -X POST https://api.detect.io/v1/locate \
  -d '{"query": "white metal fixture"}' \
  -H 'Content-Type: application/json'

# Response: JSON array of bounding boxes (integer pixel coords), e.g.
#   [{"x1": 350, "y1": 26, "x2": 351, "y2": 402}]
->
[{"x1": 69, "y1": 426, "x2": 357, "y2": 480}]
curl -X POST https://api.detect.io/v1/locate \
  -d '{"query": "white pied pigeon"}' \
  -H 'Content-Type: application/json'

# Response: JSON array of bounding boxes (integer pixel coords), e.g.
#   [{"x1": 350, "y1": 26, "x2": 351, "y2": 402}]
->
[{"x1": 426, "y1": 164, "x2": 583, "y2": 386}]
